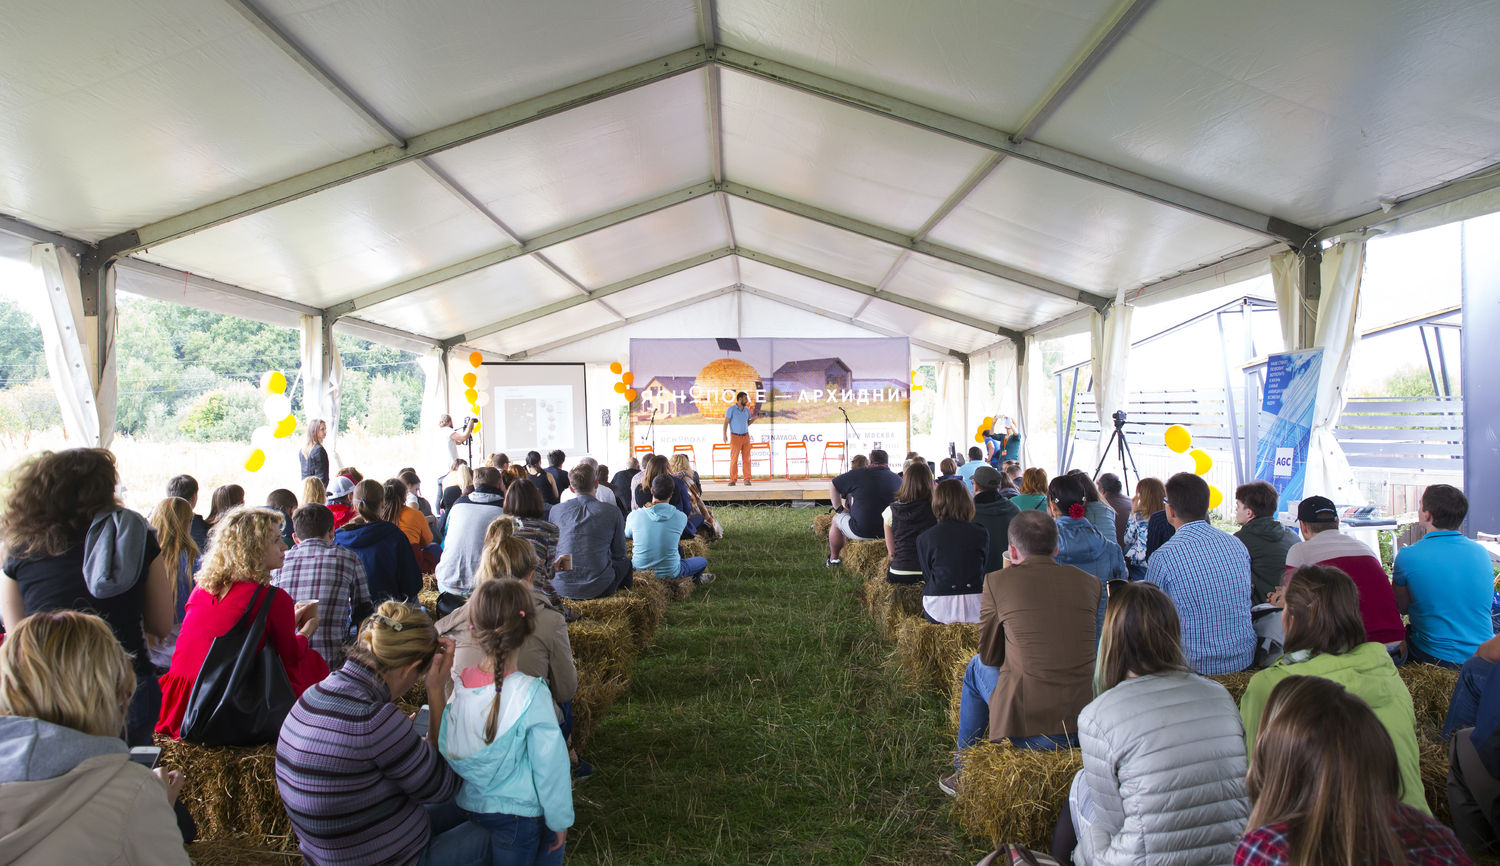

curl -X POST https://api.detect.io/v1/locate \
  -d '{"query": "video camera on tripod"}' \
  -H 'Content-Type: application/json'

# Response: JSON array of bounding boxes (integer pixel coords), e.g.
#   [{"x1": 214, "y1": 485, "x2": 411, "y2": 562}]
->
[{"x1": 1095, "y1": 409, "x2": 1139, "y2": 487}]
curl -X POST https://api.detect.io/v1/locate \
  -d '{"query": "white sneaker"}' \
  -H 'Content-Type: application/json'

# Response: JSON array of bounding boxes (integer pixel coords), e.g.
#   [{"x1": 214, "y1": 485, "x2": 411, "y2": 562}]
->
[{"x1": 695, "y1": 572, "x2": 716, "y2": 586}]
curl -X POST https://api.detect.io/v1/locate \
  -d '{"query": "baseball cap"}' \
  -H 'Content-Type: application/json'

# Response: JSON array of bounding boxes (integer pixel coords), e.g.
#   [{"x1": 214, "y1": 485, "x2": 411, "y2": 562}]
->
[
  {"x1": 972, "y1": 465, "x2": 1002, "y2": 488},
  {"x1": 327, "y1": 476, "x2": 356, "y2": 500},
  {"x1": 1296, "y1": 496, "x2": 1338, "y2": 522}
]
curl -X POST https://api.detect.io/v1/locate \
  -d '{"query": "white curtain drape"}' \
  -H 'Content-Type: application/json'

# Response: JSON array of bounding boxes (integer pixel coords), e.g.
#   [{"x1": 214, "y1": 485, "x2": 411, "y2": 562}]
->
[
  {"x1": 1017, "y1": 336, "x2": 1041, "y2": 467},
  {"x1": 30, "y1": 244, "x2": 116, "y2": 447},
  {"x1": 419, "y1": 345, "x2": 449, "y2": 430},
  {"x1": 1090, "y1": 302, "x2": 1134, "y2": 465},
  {"x1": 1268, "y1": 242, "x2": 1367, "y2": 502},
  {"x1": 300, "y1": 315, "x2": 343, "y2": 471},
  {"x1": 935, "y1": 361, "x2": 967, "y2": 455}
]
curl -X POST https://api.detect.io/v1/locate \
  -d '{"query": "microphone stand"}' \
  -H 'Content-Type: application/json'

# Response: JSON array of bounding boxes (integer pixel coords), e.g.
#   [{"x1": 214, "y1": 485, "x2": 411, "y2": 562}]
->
[
  {"x1": 646, "y1": 408, "x2": 658, "y2": 453},
  {"x1": 837, "y1": 405, "x2": 862, "y2": 473}
]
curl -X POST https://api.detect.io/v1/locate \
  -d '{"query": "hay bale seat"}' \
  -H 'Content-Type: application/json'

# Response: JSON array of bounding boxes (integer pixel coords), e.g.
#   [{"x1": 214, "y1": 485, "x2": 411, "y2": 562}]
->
[
  {"x1": 421, "y1": 572, "x2": 437, "y2": 592},
  {"x1": 679, "y1": 536, "x2": 711, "y2": 561},
  {"x1": 561, "y1": 589, "x2": 661, "y2": 652},
  {"x1": 416, "y1": 588, "x2": 440, "y2": 620},
  {"x1": 567, "y1": 617, "x2": 639, "y2": 683},
  {"x1": 894, "y1": 619, "x2": 978, "y2": 694},
  {"x1": 571, "y1": 666, "x2": 630, "y2": 750},
  {"x1": 861, "y1": 576, "x2": 924, "y2": 642},
  {"x1": 185, "y1": 838, "x2": 304, "y2": 865},
  {"x1": 156, "y1": 737, "x2": 297, "y2": 853},
  {"x1": 842, "y1": 540, "x2": 888, "y2": 582},
  {"x1": 633, "y1": 571, "x2": 694, "y2": 607},
  {"x1": 953, "y1": 741, "x2": 1082, "y2": 850},
  {"x1": 813, "y1": 512, "x2": 833, "y2": 538},
  {"x1": 1400, "y1": 663, "x2": 1459, "y2": 742}
]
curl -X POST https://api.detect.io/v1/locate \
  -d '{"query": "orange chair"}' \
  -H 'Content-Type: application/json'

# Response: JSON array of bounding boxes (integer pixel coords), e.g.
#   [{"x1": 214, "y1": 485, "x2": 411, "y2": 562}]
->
[
  {"x1": 749, "y1": 441, "x2": 772, "y2": 478},
  {"x1": 821, "y1": 441, "x2": 847, "y2": 476},
  {"x1": 784, "y1": 441, "x2": 810, "y2": 479},
  {"x1": 671, "y1": 443, "x2": 697, "y2": 470},
  {"x1": 633, "y1": 444, "x2": 654, "y2": 461},
  {"x1": 710, "y1": 443, "x2": 733, "y2": 479}
]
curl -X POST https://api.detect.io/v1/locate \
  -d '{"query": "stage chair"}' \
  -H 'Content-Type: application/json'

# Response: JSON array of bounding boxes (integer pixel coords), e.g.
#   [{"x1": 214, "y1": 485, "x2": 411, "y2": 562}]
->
[
  {"x1": 671, "y1": 443, "x2": 697, "y2": 470},
  {"x1": 633, "y1": 444, "x2": 654, "y2": 461},
  {"x1": 749, "y1": 440, "x2": 772, "y2": 477},
  {"x1": 710, "y1": 443, "x2": 733, "y2": 479},
  {"x1": 784, "y1": 441, "x2": 810, "y2": 479},
  {"x1": 820, "y1": 441, "x2": 847, "y2": 476}
]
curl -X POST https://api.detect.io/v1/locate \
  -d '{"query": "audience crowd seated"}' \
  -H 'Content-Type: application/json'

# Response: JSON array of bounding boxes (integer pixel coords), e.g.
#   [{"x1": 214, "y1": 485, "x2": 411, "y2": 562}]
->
[
  {"x1": 502, "y1": 481, "x2": 562, "y2": 601},
  {"x1": 1232, "y1": 481, "x2": 1298, "y2": 606},
  {"x1": 1070, "y1": 471, "x2": 1118, "y2": 543},
  {"x1": 1120, "y1": 477, "x2": 1164, "y2": 581},
  {"x1": 1053, "y1": 580, "x2": 1249, "y2": 866},
  {"x1": 552, "y1": 464, "x2": 631, "y2": 600},
  {"x1": 334, "y1": 480, "x2": 421, "y2": 604},
  {"x1": 1010, "y1": 467, "x2": 1049, "y2": 512},
  {"x1": 267, "y1": 488, "x2": 298, "y2": 547},
  {"x1": 0, "y1": 611, "x2": 192, "y2": 864},
  {"x1": 916, "y1": 479, "x2": 987, "y2": 624},
  {"x1": 627, "y1": 475, "x2": 713, "y2": 585},
  {"x1": 1278, "y1": 495, "x2": 1406, "y2": 656},
  {"x1": 826, "y1": 448, "x2": 900, "y2": 567},
  {"x1": 440, "y1": 461, "x2": 473, "y2": 516},
  {"x1": 943, "y1": 511, "x2": 1101, "y2": 795},
  {"x1": 383, "y1": 476, "x2": 437, "y2": 572},
  {"x1": 146, "y1": 496, "x2": 201, "y2": 669},
  {"x1": 957, "y1": 446, "x2": 986, "y2": 490},
  {"x1": 1095, "y1": 473, "x2": 1132, "y2": 549},
  {"x1": 436, "y1": 466, "x2": 508, "y2": 615},
  {"x1": 1239, "y1": 676, "x2": 1466, "y2": 865},
  {"x1": 524, "y1": 451, "x2": 560, "y2": 506},
  {"x1": 271, "y1": 504, "x2": 372, "y2": 671},
  {"x1": 1395, "y1": 484, "x2": 1495, "y2": 669},
  {"x1": 167, "y1": 473, "x2": 211, "y2": 556},
  {"x1": 884, "y1": 461, "x2": 938, "y2": 586},
  {"x1": 302, "y1": 475, "x2": 326, "y2": 508},
  {"x1": 1049, "y1": 474, "x2": 1127, "y2": 641},
  {"x1": 969, "y1": 465, "x2": 1019, "y2": 574},
  {"x1": 325, "y1": 475, "x2": 358, "y2": 528}
]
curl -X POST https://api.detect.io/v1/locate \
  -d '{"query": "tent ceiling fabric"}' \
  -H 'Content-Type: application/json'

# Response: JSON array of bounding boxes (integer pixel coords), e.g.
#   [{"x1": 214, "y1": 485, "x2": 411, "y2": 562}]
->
[{"x1": 2, "y1": 0, "x2": 1498, "y2": 360}]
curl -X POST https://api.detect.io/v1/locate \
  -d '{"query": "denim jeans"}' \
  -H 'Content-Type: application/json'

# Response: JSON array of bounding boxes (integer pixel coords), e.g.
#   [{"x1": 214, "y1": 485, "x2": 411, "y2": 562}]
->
[
  {"x1": 1410, "y1": 642, "x2": 1465, "y2": 670},
  {"x1": 466, "y1": 811, "x2": 565, "y2": 866},
  {"x1": 125, "y1": 670, "x2": 162, "y2": 747},
  {"x1": 677, "y1": 556, "x2": 707, "y2": 578},
  {"x1": 418, "y1": 800, "x2": 490, "y2": 866},
  {"x1": 954, "y1": 654, "x2": 1076, "y2": 771},
  {"x1": 1445, "y1": 656, "x2": 1496, "y2": 739}
]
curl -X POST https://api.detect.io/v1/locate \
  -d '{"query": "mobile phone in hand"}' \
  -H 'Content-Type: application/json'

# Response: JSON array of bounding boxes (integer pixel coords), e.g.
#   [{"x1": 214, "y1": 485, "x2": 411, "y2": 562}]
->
[
  {"x1": 129, "y1": 746, "x2": 161, "y2": 769},
  {"x1": 412, "y1": 704, "x2": 430, "y2": 735}
]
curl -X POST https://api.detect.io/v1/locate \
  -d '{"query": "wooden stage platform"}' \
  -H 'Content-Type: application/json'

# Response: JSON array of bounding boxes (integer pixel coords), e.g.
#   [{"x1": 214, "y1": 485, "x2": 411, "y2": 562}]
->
[{"x1": 699, "y1": 478, "x2": 831, "y2": 503}]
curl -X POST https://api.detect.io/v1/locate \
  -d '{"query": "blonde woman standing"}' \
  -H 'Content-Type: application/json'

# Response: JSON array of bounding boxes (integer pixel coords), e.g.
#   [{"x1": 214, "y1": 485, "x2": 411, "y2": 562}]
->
[{"x1": 300, "y1": 418, "x2": 329, "y2": 485}]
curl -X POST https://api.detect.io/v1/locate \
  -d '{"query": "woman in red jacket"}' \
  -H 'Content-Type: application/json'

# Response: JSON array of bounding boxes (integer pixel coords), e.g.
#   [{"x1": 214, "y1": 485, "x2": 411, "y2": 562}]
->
[{"x1": 156, "y1": 506, "x2": 329, "y2": 740}]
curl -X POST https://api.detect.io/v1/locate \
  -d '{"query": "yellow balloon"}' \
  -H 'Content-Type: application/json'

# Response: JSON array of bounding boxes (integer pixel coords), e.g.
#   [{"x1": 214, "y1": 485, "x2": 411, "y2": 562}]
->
[
  {"x1": 624, "y1": 388, "x2": 637, "y2": 401},
  {"x1": 464, "y1": 387, "x2": 478, "y2": 403},
  {"x1": 1164, "y1": 424, "x2": 1192, "y2": 453},
  {"x1": 1208, "y1": 485, "x2": 1224, "y2": 510},
  {"x1": 471, "y1": 420, "x2": 479, "y2": 432},
  {"x1": 614, "y1": 382, "x2": 626, "y2": 393},
  {"x1": 273, "y1": 414, "x2": 297, "y2": 438},
  {"x1": 609, "y1": 361, "x2": 623, "y2": 375},
  {"x1": 260, "y1": 370, "x2": 287, "y2": 395},
  {"x1": 462, "y1": 372, "x2": 477, "y2": 388},
  {"x1": 975, "y1": 432, "x2": 984, "y2": 443},
  {"x1": 468, "y1": 351, "x2": 483, "y2": 368},
  {"x1": 622, "y1": 371, "x2": 634, "y2": 385},
  {"x1": 1190, "y1": 449, "x2": 1213, "y2": 475},
  {"x1": 244, "y1": 448, "x2": 265, "y2": 472}
]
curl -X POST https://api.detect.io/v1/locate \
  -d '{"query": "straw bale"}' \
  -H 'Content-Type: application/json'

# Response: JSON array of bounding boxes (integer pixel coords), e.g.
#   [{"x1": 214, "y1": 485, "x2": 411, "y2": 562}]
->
[
  {"x1": 156, "y1": 737, "x2": 297, "y2": 852},
  {"x1": 628, "y1": 573, "x2": 671, "y2": 619},
  {"x1": 679, "y1": 536, "x2": 710, "y2": 560},
  {"x1": 952, "y1": 741, "x2": 1082, "y2": 850},
  {"x1": 1419, "y1": 737, "x2": 1452, "y2": 827},
  {"x1": 947, "y1": 652, "x2": 971, "y2": 733},
  {"x1": 1207, "y1": 671, "x2": 1255, "y2": 705},
  {"x1": 842, "y1": 541, "x2": 888, "y2": 582},
  {"x1": 186, "y1": 839, "x2": 303, "y2": 865},
  {"x1": 572, "y1": 666, "x2": 629, "y2": 749},
  {"x1": 1400, "y1": 664, "x2": 1459, "y2": 742},
  {"x1": 421, "y1": 573, "x2": 437, "y2": 592},
  {"x1": 417, "y1": 588, "x2": 440, "y2": 620},
  {"x1": 400, "y1": 678, "x2": 427, "y2": 708},
  {"x1": 893, "y1": 619, "x2": 979, "y2": 693},
  {"x1": 562, "y1": 591, "x2": 660, "y2": 651},
  {"x1": 635, "y1": 571, "x2": 695, "y2": 604},
  {"x1": 861, "y1": 577, "x2": 924, "y2": 641},
  {"x1": 567, "y1": 618, "x2": 638, "y2": 683},
  {"x1": 813, "y1": 512, "x2": 833, "y2": 538}
]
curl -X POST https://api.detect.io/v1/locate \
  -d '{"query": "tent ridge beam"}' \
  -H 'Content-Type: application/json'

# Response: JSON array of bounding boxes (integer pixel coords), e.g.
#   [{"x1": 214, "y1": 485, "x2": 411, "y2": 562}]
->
[
  {"x1": 720, "y1": 181, "x2": 1110, "y2": 309},
  {"x1": 1313, "y1": 160, "x2": 1500, "y2": 242},
  {"x1": 507, "y1": 284, "x2": 737, "y2": 360},
  {"x1": 0, "y1": 213, "x2": 90, "y2": 258},
  {"x1": 326, "y1": 180, "x2": 719, "y2": 319},
  {"x1": 735, "y1": 248, "x2": 1024, "y2": 342},
  {"x1": 117, "y1": 257, "x2": 322, "y2": 317},
  {"x1": 95, "y1": 47, "x2": 711, "y2": 259},
  {"x1": 712, "y1": 47, "x2": 1313, "y2": 246},
  {"x1": 442, "y1": 247, "x2": 735, "y2": 347},
  {"x1": 332, "y1": 316, "x2": 441, "y2": 349},
  {"x1": 737, "y1": 285, "x2": 963, "y2": 359}
]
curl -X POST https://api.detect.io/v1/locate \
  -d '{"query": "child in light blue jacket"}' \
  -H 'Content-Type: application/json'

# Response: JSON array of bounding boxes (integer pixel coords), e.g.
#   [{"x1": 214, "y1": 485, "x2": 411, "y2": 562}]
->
[{"x1": 440, "y1": 578, "x2": 573, "y2": 864}]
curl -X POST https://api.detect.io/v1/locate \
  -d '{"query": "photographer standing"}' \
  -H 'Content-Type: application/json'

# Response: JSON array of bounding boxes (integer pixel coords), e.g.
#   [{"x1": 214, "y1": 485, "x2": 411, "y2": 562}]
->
[
  {"x1": 985, "y1": 416, "x2": 1021, "y2": 468},
  {"x1": 434, "y1": 414, "x2": 476, "y2": 491}
]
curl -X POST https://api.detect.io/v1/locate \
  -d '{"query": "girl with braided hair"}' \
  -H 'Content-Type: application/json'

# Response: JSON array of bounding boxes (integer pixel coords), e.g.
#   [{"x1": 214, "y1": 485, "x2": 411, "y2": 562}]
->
[{"x1": 440, "y1": 577, "x2": 573, "y2": 864}]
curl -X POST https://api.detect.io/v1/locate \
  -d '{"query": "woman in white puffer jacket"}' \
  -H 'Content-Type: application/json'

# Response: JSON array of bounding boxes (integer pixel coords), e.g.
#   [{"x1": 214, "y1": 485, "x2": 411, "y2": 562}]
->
[{"x1": 1059, "y1": 580, "x2": 1250, "y2": 866}]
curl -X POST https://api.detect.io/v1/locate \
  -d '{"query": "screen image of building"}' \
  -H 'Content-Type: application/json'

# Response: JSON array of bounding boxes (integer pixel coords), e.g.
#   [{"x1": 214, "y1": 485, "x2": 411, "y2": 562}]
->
[
  {"x1": 640, "y1": 376, "x2": 700, "y2": 417},
  {"x1": 771, "y1": 358, "x2": 852, "y2": 395}
]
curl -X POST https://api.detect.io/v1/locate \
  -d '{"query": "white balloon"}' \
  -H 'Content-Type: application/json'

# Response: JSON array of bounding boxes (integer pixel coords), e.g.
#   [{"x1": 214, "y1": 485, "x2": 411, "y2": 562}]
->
[
  {"x1": 476, "y1": 392, "x2": 491, "y2": 407},
  {"x1": 250, "y1": 425, "x2": 274, "y2": 450},
  {"x1": 263, "y1": 393, "x2": 291, "y2": 421}
]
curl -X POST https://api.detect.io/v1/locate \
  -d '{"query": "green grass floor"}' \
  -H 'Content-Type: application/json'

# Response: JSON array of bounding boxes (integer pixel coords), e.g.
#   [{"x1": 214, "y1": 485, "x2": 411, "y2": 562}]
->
[{"x1": 566, "y1": 505, "x2": 986, "y2": 866}]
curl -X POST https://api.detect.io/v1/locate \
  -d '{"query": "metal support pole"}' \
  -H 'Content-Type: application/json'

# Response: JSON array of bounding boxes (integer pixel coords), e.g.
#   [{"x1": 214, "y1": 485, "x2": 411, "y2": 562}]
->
[
  {"x1": 1419, "y1": 327, "x2": 1442, "y2": 397},
  {"x1": 1243, "y1": 300, "x2": 1258, "y2": 476},
  {"x1": 1216, "y1": 311, "x2": 1244, "y2": 484},
  {"x1": 1435, "y1": 326, "x2": 1453, "y2": 397},
  {"x1": 1298, "y1": 246, "x2": 1323, "y2": 350},
  {"x1": 1462, "y1": 218, "x2": 1500, "y2": 535}
]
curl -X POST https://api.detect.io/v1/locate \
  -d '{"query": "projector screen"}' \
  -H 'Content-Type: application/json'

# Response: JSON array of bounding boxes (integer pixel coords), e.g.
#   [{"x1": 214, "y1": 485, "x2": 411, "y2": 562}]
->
[{"x1": 479, "y1": 363, "x2": 589, "y2": 458}]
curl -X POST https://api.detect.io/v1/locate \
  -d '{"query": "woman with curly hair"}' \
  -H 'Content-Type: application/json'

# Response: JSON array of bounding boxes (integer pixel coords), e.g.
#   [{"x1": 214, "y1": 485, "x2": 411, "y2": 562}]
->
[
  {"x1": 156, "y1": 506, "x2": 329, "y2": 741},
  {"x1": 0, "y1": 448, "x2": 172, "y2": 746}
]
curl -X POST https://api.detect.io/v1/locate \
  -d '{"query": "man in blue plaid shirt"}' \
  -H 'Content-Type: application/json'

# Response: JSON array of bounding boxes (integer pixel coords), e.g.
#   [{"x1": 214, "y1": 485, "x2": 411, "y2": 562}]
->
[
  {"x1": 271, "y1": 503, "x2": 372, "y2": 669},
  {"x1": 1145, "y1": 473, "x2": 1255, "y2": 675}
]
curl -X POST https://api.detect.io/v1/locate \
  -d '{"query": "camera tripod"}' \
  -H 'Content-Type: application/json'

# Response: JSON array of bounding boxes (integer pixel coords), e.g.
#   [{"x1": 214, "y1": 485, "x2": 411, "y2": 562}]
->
[{"x1": 1093, "y1": 411, "x2": 1140, "y2": 490}]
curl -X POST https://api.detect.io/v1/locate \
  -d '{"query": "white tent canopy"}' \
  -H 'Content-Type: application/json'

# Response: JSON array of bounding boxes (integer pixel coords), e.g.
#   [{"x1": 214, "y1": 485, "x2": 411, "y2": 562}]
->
[{"x1": 3, "y1": 0, "x2": 1499, "y2": 453}]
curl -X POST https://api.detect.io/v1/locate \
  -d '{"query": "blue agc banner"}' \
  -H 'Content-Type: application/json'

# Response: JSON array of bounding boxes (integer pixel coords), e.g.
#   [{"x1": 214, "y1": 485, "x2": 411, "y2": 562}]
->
[{"x1": 1253, "y1": 349, "x2": 1323, "y2": 510}]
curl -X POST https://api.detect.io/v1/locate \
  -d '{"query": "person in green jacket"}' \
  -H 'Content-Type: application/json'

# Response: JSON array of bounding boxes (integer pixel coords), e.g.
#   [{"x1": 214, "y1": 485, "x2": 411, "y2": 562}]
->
[{"x1": 1240, "y1": 564, "x2": 1429, "y2": 814}]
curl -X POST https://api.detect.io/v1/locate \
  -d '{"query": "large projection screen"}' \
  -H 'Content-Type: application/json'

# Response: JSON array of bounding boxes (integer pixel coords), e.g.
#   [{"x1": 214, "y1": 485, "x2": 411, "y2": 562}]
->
[{"x1": 479, "y1": 363, "x2": 589, "y2": 458}]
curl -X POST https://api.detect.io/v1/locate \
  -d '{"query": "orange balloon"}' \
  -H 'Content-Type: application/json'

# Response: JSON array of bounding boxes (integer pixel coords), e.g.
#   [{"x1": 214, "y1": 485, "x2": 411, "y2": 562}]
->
[
  {"x1": 468, "y1": 351, "x2": 482, "y2": 368},
  {"x1": 609, "y1": 361, "x2": 623, "y2": 375},
  {"x1": 625, "y1": 388, "x2": 638, "y2": 401},
  {"x1": 462, "y1": 372, "x2": 477, "y2": 388},
  {"x1": 614, "y1": 382, "x2": 626, "y2": 393},
  {"x1": 621, "y1": 371, "x2": 634, "y2": 385},
  {"x1": 975, "y1": 433, "x2": 984, "y2": 443}
]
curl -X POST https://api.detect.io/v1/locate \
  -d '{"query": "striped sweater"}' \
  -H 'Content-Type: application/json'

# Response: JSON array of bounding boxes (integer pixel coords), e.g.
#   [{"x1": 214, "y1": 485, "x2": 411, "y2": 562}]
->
[{"x1": 275, "y1": 661, "x2": 459, "y2": 866}]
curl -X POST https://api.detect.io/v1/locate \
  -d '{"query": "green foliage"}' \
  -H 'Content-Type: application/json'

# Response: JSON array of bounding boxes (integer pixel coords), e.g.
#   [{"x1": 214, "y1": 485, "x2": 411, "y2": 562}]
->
[
  {"x1": 365, "y1": 375, "x2": 406, "y2": 436},
  {"x1": 176, "y1": 386, "x2": 263, "y2": 442},
  {"x1": 1356, "y1": 364, "x2": 1440, "y2": 399},
  {"x1": 0, "y1": 300, "x2": 44, "y2": 389}
]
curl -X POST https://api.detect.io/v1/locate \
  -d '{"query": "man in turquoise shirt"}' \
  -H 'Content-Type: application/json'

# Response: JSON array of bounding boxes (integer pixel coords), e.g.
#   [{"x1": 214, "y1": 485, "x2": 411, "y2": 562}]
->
[
  {"x1": 626, "y1": 475, "x2": 712, "y2": 584},
  {"x1": 1394, "y1": 484, "x2": 1495, "y2": 667},
  {"x1": 721, "y1": 391, "x2": 757, "y2": 486}
]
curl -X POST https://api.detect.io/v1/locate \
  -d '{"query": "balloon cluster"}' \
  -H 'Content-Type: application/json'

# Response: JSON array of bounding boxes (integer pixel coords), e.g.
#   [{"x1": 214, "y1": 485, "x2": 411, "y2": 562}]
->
[
  {"x1": 462, "y1": 352, "x2": 487, "y2": 430},
  {"x1": 910, "y1": 370, "x2": 922, "y2": 392},
  {"x1": 973, "y1": 416, "x2": 995, "y2": 444},
  {"x1": 245, "y1": 371, "x2": 296, "y2": 472},
  {"x1": 610, "y1": 362, "x2": 636, "y2": 402},
  {"x1": 1163, "y1": 424, "x2": 1223, "y2": 509}
]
